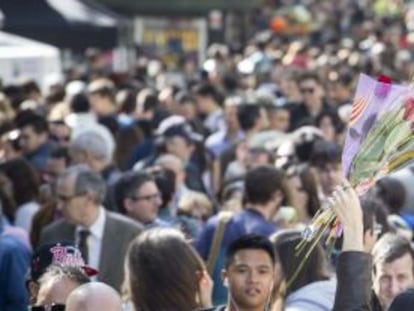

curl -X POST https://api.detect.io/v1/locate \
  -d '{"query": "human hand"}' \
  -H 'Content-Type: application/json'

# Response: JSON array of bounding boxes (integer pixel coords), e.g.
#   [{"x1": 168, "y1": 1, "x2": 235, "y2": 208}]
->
[
  {"x1": 197, "y1": 270, "x2": 213, "y2": 308},
  {"x1": 329, "y1": 180, "x2": 364, "y2": 252}
]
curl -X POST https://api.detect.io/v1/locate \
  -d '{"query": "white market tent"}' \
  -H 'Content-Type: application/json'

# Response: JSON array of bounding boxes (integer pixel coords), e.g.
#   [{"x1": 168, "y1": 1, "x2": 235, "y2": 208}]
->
[{"x1": 0, "y1": 31, "x2": 62, "y2": 91}]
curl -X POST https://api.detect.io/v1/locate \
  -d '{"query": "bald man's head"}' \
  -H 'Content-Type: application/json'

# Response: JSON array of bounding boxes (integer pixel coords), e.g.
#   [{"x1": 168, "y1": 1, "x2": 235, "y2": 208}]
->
[{"x1": 66, "y1": 282, "x2": 122, "y2": 311}]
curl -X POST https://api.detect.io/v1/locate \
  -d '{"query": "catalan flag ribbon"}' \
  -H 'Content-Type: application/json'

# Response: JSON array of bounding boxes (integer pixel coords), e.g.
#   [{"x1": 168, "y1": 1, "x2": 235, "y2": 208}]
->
[{"x1": 295, "y1": 74, "x2": 414, "y2": 284}]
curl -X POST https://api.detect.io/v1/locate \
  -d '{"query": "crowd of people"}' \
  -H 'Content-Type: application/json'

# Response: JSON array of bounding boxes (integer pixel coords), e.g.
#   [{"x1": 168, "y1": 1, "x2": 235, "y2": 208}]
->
[{"x1": 2, "y1": 0, "x2": 414, "y2": 310}]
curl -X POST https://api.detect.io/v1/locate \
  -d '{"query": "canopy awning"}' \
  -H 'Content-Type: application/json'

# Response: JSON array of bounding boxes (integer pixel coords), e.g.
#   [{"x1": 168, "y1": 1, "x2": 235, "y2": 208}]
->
[{"x1": 0, "y1": 0, "x2": 129, "y2": 51}]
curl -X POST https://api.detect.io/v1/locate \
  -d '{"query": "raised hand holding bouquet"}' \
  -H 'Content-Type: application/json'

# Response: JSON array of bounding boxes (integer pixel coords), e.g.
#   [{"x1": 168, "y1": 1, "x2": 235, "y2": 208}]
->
[{"x1": 296, "y1": 73, "x2": 414, "y2": 268}]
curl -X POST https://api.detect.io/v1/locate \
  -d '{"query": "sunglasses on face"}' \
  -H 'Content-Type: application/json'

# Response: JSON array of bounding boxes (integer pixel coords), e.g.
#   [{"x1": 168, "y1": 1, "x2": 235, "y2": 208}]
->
[
  {"x1": 129, "y1": 193, "x2": 161, "y2": 202},
  {"x1": 300, "y1": 87, "x2": 315, "y2": 94},
  {"x1": 50, "y1": 134, "x2": 71, "y2": 143},
  {"x1": 30, "y1": 304, "x2": 65, "y2": 311}
]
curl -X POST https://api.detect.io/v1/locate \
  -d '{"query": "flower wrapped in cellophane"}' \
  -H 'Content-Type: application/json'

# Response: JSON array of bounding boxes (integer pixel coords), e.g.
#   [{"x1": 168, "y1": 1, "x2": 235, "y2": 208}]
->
[{"x1": 292, "y1": 74, "x2": 414, "y2": 285}]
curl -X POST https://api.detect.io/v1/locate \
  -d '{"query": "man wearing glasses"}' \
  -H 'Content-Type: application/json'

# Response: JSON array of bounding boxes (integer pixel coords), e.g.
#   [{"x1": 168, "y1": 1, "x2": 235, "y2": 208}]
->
[
  {"x1": 114, "y1": 171, "x2": 170, "y2": 228},
  {"x1": 39, "y1": 165, "x2": 143, "y2": 291}
]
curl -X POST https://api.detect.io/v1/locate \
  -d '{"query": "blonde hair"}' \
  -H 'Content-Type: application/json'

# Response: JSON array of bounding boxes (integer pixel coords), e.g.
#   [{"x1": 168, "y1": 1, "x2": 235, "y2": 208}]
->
[{"x1": 178, "y1": 192, "x2": 213, "y2": 220}]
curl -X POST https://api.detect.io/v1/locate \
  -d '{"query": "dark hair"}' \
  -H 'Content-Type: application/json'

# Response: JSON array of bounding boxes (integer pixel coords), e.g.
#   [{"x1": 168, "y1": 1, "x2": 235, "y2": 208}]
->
[
  {"x1": 22, "y1": 80, "x2": 41, "y2": 96},
  {"x1": 309, "y1": 140, "x2": 342, "y2": 168},
  {"x1": 117, "y1": 89, "x2": 137, "y2": 114},
  {"x1": 298, "y1": 72, "x2": 321, "y2": 85},
  {"x1": 114, "y1": 171, "x2": 154, "y2": 215},
  {"x1": 136, "y1": 88, "x2": 158, "y2": 113},
  {"x1": 175, "y1": 91, "x2": 195, "y2": 106},
  {"x1": 270, "y1": 230, "x2": 330, "y2": 295},
  {"x1": 360, "y1": 194, "x2": 390, "y2": 236},
  {"x1": 127, "y1": 228, "x2": 205, "y2": 311},
  {"x1": 193, "y1": 83, "x2": 222, "y2": 106},
  {"x1": 143, "y1": 94, "x2": 159, "y2": 112},
  {"x1": 244, "y1": 165, "x2": 289, "y2": 205},
  {"x1": 372, "y1": 233, "x2": 414, "y2": 275},
  {"x1": 286, "y1": 164, "x2": 320, "y2": 218},
  {"x1": 336, "y1": 71, "x2": 354, "y2": 88},
  {"x1": 0, "y1": 173, "x2": 17, "y2": 222},
  {"x1": 225, "y1": 234, "x2": 276, "y2": 268},
  {"x1": 237, "y1": 104, "x2": 262, "y2": 132},
  {"x1": 0, "y1": 158, "x2": 39, "y2": 206},
  {"x1": 50, "y1": 146, "x2": 71, "y2": 166},
  {"x1": 147, "y1": 166, "x2": 176, "y2": 206},
  {"x1": 70, "y1": 93, "x2": 90, "y2": 113},
  {"x1": 315, "y1": 110, "x2": 345, "y2": 134},
  {"x1": 114, "y1": 125, "x2": 143, "y2": 171},
  {"x1": 15, "y1": 111, "x2": 48, "y2": 134},
  {"x1": 375, "y1": 177, "x2": 406, "y2": 214}
]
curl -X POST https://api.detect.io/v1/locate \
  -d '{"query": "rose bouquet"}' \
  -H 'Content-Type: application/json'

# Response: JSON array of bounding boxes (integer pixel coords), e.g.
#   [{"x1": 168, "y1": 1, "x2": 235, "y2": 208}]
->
[{"x1": 289, "y1": 74, "x2": 414, "y2": 288}]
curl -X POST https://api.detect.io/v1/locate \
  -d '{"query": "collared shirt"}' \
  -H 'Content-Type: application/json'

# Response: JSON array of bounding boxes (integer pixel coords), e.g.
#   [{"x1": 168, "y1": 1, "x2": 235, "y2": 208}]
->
[
  {"x1": 145, "y1": 218, "x2": 171, "y2": 229},
  {"x1": 76, "y1": 207, "x2": 106, "y2": 275}
]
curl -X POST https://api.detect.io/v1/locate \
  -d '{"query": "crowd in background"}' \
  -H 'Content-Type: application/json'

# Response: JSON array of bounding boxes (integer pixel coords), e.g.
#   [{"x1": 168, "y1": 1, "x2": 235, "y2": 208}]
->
[{"x1": 2, "y1": 0, "x2": 414, "y2": 310}]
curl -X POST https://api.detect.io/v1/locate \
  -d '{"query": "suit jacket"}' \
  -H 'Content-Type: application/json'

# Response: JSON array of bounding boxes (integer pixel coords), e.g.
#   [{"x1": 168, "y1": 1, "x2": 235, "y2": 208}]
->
[{"x1": 39, "y1": 210, "x2": 143, "y2": 291}]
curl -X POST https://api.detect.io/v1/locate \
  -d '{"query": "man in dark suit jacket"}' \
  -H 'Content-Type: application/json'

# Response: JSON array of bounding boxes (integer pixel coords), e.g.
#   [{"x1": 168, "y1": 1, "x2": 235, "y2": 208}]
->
[{"x1": 39, "y1": 165, "x2": 143, "y2": 291}]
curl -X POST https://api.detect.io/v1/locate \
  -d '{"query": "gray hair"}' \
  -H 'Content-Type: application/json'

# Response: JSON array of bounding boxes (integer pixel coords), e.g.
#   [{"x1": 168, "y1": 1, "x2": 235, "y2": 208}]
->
[
  {"x1": 72, "y1": 130, "x2": 113, "y2": 163},
  {"x1": 372, "y1": 233, "x2": 414, "y2": 270},
  {"x1": 59, "y1": 165, "x2": 106, "y2": 204},
  {"x1": 39, "y1": 264, "x2": 90, "y2": 287}
]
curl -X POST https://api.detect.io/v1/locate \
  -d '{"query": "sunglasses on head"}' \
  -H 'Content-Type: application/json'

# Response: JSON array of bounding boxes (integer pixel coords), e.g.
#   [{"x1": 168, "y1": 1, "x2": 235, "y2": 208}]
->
[{"x1": 30, "y1": 304, "x2": 65, "y2": 311}]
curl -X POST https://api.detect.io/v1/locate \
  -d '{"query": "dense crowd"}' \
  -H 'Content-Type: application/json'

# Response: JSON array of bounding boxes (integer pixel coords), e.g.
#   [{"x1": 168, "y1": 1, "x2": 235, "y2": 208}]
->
[{"x1": 2, "y1": 0, "x2": 414, "y2": 310}]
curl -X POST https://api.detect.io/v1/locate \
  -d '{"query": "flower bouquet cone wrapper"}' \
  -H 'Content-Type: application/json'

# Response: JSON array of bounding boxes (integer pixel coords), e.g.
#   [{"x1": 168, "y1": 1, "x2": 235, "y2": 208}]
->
[{"x1": 292, "y1": 74, "x2": 414, "y2": 287}]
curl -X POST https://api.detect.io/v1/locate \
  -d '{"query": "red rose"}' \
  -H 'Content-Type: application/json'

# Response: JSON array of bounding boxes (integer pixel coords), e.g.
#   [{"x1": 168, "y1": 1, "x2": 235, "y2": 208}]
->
[
  {"x1": 377, "y1": 75, "x2": 392, "y2": 84},
  {"x1": 375, "y1": 75, "x2": 392, "y2": 98}
]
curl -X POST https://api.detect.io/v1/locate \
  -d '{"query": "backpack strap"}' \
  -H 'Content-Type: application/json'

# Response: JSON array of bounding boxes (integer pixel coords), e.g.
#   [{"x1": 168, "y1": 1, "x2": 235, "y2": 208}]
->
[{"x1": 206, "y1": 211, "x2": 233, "y2": 275}]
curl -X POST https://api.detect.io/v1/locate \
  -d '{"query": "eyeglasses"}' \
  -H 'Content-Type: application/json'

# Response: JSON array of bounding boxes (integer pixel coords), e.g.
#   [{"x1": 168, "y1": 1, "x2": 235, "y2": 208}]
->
[
  {"x1": 50, "y1": 134, "x2": 71, "y2": 143},
  {"x1": 129, "y1": 193, "x2": 161, "y2": 202},
  {"x1": 30, "y1": 304, "x2": 65, "y2": 311},
  {"x1": 300, "y1": 87, "x2": 315, "y2": 94}
]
